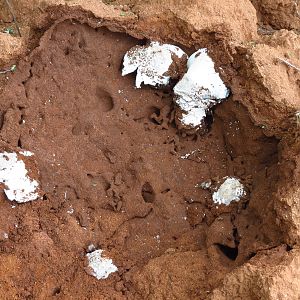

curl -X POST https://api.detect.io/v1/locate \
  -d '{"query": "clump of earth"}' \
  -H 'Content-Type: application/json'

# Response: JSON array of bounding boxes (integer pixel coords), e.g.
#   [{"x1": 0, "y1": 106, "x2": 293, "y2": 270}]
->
[{"x1": 0, "y1": 1, "x2": 299, "y2": 299}]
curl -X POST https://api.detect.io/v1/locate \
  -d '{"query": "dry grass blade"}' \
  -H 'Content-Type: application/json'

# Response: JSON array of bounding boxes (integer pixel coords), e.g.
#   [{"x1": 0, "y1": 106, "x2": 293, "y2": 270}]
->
[
  {"x1": 0, "y1": 64, "x2": 16, "y2": 74},
  {"x1": 278, "y1": 57, "x2": 300, "y2": 72},
  {"x1": 4, "y1": 0, "x2": 21, "y2": 37},
  {"x1": 0, "y1": 69, "x2": 11, "y2": 74}
]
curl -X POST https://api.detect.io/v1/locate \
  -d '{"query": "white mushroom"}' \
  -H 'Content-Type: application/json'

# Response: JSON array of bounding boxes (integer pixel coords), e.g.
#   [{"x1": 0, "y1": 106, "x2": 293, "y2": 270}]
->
[
  {"x1": 86, "y1": 249, "x2": 118, "y2": 280},
  {"x1": 212, "y1": 177, "x2": 246, "y2": 206},
  {"x1": 174, "y1": 48, "x2": 229, "y2": 128},
  {"x1": 122, "y1": 42, "x2": 187, "y2": 88},
  {"x1": 0, "y1": 151, "x2": 39, "y2": 203}
]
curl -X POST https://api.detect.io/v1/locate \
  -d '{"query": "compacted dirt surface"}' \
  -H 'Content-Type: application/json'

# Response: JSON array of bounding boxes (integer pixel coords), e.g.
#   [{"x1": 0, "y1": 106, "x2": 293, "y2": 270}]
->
[{"x1": 0, "y1": 0, "x2": 299, "y2": 299}]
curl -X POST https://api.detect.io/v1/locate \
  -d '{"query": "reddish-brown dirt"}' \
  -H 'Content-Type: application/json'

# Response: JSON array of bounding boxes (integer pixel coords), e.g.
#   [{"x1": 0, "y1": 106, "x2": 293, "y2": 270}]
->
[
  {"x1": 0, "y1": 19, "x2": 283, "y2": 299},
  {"x1": 0, "y1": 1, "x2": 299, "y2": 299}
]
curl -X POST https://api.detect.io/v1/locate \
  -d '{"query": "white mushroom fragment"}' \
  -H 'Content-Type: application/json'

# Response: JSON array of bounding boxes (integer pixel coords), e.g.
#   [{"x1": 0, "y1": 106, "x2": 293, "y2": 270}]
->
[
  {"x1": 212, "y1": 177, "x2": 246, "y2": 206},
  {"x1": 86, "y1": 249, "x2": 118, "y2": 280},
  {"x1": 174, "y1": 48, "x2": 229, "y2": 128},
  {"x1": 122, "y1": 41, "x2": 187, "y2": 88},
  {"x1": 0, "y1": 151, "x2": 40, "y2": 203}
]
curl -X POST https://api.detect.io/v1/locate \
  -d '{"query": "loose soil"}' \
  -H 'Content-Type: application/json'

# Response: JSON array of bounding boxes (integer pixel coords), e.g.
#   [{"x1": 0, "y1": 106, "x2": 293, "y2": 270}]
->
[{"x1": 0, "y1": 18, "x2": 286, "y2": 299}]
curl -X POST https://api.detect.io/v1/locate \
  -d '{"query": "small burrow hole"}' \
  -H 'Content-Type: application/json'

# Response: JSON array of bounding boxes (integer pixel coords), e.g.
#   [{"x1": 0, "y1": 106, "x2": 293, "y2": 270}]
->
[
  {"x1": 96, "y1": 87, "x2": 114, "y2": 112},
  {"x1": 141, "y1": 182, "x2": 155, "y2": 203},
  {"x1": 215, "y1": 243, "x2": 239, "y2": 261},
  {"x1": 52, "y1": 287, "x2": 61, "y2": 296},
  {"x1": 64, "y1": 47, "x2": 70, "y2": 55}
]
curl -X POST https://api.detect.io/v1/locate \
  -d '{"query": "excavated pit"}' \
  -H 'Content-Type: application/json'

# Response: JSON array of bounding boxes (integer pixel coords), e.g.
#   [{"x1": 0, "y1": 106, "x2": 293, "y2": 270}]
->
[{"x1": 0, "y1": 20, "x2": 285, "y2": 299}]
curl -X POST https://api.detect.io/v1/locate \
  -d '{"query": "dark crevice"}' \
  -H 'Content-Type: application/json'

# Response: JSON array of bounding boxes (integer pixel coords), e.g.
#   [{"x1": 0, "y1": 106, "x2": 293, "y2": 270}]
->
[
  {"x1": 139, "y1": 38, "x2": 148, "y2": 46},
  {"x1": 21, "y1": 62, "x2": 34, "y2": 99},
  {"x1": 247, "y1": 243, "x2": 292, "y2": 260},
  {"x1": 17, "y1": 137, "x2": 22, "y2": 148},
  {"x1": 233, "y1": 227, "x2": 240, "y2": 246},
  {"x1": 242, "y1": 200, "x2": 250, "y2": 209},
  {"x1": 23, "y1": 87, "x2": 28, "y2": 99},
  {"x1": 204, "y1": 111, "x2": 214, "y2": 131},
  {"x1": 0, "y1": 112, "x2": 4, "y2": 130},
  {"x1": 216, "y1": 218, "x2": 241, "y2": 261},
  {"x1": 215, "y1": 243, "x2": 239, "y2": 260},
  {"x1": 19, "y1": 114, "x2": 24, "y2": 125},
  {"x1": 161, "y1": 188, "x2": 170, "y2": 194}
]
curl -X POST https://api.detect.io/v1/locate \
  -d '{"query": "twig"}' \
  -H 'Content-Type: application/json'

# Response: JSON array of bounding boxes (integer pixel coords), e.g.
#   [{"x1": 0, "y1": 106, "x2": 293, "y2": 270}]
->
[
  {"x1": 4, "y1": 0, "x2": 21, "y2": 37},
  {"x1": 278, "y1": 57, "x2": 300, "y2": 72},
  {"x1": 0, "y1": 64, "x2": 16, "y2": 74},
  {"x1": 0, "y1": 69, "x2": 11, "y2": 74}
]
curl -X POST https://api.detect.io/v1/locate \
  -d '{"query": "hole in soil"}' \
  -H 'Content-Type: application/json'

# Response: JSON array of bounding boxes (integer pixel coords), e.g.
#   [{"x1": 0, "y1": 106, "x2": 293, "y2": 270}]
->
[
  {"x1": 17, "y1": 138, "x2": 22, "y2": 148},
  {"x1": 52, "y1": 287, "x2": 61, "y2": 296},
  {"x1": 204, "y1": 111, "x2": 214, "y2": 130},
  {"x1": 0, "y1": 19, "x2": 285, "y2": 298},
  {"x1": 95, "y1": 87, "x2": 114, "y2": 112},
  {"x1": 141, "y1": 182, "x2": 155, "y2": 203},
  {"x1": 216, "y1": 244, "x2": 239, "y2": 260},
  {"x1": 64, "y1": 47, "x2": 70, "y2": 55},
  {"x1": 148, "y1": 106, "x2": 161, "y2": 124}
]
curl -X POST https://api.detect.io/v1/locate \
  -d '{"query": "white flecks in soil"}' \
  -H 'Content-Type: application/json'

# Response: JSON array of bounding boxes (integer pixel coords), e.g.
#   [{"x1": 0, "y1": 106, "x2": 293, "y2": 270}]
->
[
  {"x1": 86, "y1": 249, "x2": 118, "y2": 280},
  {"x1": 122, "y1": 41, "x2": 186, "y2": 88},
  {"x1": 67, "y1": 207, "x2": 74, "y2": 214},
  {"x1": 19, "y1": 150, "x2": 34, "y2": 157},
  {"x1": 212, "y1": 177, "x2": 246, "y2": 206},
  {"x1": 174, "y1": 48, "x2": 229, "y2": 128},
  {"x1": 0, "y1": 151, "x2": 39, "y2": 203},
  {"x1": 180, "y1": 149, "x2": 199, "y2": 159},
  {"x1": 196, "y1": 180, "x2": 212, "y2": 190}
]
